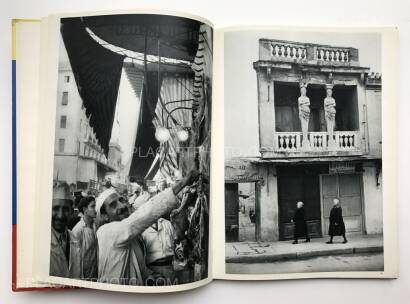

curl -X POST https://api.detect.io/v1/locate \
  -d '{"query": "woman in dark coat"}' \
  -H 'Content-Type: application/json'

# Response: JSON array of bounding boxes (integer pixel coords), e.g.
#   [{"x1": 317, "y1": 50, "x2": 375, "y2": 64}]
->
[
  {"x1": 326, "y1": 198, "x2": 347, "y2": 244},
  {"x1": 292, "y1": 201, "x2": 310, "y2": 244}
]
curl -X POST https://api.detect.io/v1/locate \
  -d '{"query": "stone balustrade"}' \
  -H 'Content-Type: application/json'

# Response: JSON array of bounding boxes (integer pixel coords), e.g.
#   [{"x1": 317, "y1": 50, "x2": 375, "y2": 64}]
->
[
  {"x1": 274, "y1": 131, "x2": 360, "y2": 153},
  {"x1": 316, "y1": 47, "x2": 350, "y2": 63},
  {"x1": 270, "y1": 42, "x2": 307, "y2": 60},
  {"x1": 309, "y1": 132, "x2": 328, "y2": 150},
  {"x1": 275, "y1": 132, "x2": 301, "y2": 151},
  {"x1": 259, "y1": 39, "x2": 359, "y2": 65},
  {"x1": 335, "y1": 131, "x2": 360, "y2": 150}
]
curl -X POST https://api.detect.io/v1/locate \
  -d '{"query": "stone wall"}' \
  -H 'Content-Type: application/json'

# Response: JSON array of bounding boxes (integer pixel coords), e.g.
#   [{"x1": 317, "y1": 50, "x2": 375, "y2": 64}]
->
[
  {"x1": 362, "y1": 162, "x2": 383, "y2": 234},
  {"x1": 256, "y1": 164, "x2": 279, "y2": 241}
]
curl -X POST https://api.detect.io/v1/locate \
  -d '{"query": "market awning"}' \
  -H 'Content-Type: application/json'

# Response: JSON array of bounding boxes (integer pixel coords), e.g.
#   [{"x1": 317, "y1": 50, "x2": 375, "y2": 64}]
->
[
  {"x1": 61, "y1": 14, "x2": 205, "y2": 179},
  {"x1": 124, "y1": 58, "x2": 195, "y2": 181},
  {"x1": 82, "y1": 14, "x2": 200, "y2": 62},
  {"x1": 128, "y1": 70, "x2": 162, "y2": 181},
  {"x1": 61, "y1": 17, "x2": 125, "y2": 155}
]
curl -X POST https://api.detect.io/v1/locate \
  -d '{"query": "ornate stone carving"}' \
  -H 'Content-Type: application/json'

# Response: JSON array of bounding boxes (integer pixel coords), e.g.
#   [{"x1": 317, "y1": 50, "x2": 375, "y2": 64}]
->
[
  {"x1": 324, "y1": 84, "x2": 336, "y2": 149},
  {"x1": 298, "y1": 81, "x2": 310, "y2": 149}
]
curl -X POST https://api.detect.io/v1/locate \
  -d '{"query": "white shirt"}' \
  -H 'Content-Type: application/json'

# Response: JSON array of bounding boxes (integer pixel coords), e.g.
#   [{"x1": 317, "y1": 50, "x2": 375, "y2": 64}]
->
[
  {"x1": 142, "y1": 218, "x2": 175, "y2": 264},
  {"x1": 97, "y1": 188, "x2": 178, "y2": 285},
  {"x1": 130, "y1": 191, "x2": 151, "y2": 210}
]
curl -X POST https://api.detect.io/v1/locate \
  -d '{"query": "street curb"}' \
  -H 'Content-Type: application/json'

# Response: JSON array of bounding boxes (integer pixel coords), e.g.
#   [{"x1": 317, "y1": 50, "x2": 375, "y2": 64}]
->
[
  {"x1": 226, "y1": 246, "x2": 384, "y2": 264},
  {"x1": 296, "y1": 248, "x2": 353, "y2": 259},
  {"x1": 354, "y1": 246, "x2": 384, "y2": 254}
]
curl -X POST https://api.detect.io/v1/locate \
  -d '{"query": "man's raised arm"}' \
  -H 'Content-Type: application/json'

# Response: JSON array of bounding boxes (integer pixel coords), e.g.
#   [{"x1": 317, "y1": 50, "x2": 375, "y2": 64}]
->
[{"x1": 114, "y1": 170, "x2": 200, "y2": 247}]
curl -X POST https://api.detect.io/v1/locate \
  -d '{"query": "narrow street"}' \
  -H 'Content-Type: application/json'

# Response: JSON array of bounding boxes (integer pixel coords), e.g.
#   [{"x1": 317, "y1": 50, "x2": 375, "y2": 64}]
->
[{"x1": 226, "y1": 253, "x2": 384, "y2": 274}]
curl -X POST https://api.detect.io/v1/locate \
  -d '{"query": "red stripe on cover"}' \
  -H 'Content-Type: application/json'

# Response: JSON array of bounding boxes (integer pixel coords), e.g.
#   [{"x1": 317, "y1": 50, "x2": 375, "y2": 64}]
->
[
  {"x1": 12, "y1": 224, "x2": 17, "y2": 291},
  {"x1": 12, "y1": 225, "x2": 76, "y2": 292}
]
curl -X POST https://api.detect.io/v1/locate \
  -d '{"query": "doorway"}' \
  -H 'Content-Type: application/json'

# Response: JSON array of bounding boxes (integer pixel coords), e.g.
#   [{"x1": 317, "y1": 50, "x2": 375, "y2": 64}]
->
[
  {"x1": 320, "y1": 173, "x2": 364, "y2": 235},
  {"x1": 225, "y1": 182, "x2": 257, "y2": 242},
  {"x1": 277, "y1": 164, "x2": 328, "y2": 240}
]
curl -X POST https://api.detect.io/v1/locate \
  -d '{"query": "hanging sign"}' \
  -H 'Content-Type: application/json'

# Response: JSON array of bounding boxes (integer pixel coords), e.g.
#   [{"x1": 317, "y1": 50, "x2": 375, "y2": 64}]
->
[
  {"x1": 329, "y1": 162, "x2": 356, "y2": 174},
  {"x1": 225, "y1": 158, "x2": 263, "y2": 182}
]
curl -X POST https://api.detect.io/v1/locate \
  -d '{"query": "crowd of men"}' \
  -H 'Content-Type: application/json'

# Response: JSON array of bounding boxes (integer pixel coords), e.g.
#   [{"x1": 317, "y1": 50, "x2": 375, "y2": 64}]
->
[{"x1": 50, "y1": 169, "x2": 207, "y2": 286}]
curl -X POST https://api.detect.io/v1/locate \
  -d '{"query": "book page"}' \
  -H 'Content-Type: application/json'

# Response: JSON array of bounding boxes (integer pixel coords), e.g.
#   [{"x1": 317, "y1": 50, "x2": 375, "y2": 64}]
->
[
  {"x1": 32, "y1": 10, "x2": 214, "y2": 292},
  {"x1": 13, "y1": 19, "x2": 52, "y2": 290},
  {"x1": 213, "y1": 26, "x2": 398, "y2": 280}
]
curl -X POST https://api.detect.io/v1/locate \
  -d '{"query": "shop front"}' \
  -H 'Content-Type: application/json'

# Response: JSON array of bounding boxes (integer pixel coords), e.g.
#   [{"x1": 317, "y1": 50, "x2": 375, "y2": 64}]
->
[
  {"x1": 225, "y1": 158, "x2": 381, "y2": 243},
  {"x1": 277, "y1": 163, "x2": 364, "y2": 240}
]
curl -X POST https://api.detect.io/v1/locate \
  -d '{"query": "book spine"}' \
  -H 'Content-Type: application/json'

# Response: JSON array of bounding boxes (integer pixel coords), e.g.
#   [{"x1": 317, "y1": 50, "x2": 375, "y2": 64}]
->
[
  {"x1": 11, "y1": 19, "x2": 60, "y2": 292},
  {"x1": 11, "y1": 19, "x2": 17, "y2": 292}
]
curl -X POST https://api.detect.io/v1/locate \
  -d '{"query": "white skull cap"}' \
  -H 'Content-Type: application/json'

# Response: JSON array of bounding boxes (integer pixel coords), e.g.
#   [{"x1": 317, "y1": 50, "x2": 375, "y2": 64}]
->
[{"x1": 96, "y1": 188, "x2": 121, "y2": 217}]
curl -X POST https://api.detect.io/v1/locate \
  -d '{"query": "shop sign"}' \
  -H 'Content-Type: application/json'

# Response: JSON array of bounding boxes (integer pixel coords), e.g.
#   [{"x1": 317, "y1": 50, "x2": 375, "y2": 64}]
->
[
  {"x1": 329, "y1": 162, "x2": 356, "y2": 174},
  {"x1": 225, "y1": 159, "x2": 263, "y2": 182}
]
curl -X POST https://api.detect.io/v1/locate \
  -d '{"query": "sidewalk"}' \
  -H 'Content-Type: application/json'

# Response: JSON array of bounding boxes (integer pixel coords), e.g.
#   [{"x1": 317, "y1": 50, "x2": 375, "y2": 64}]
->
[{"x1": 225, "y1": 234, "x2": 383, "y2": 263}]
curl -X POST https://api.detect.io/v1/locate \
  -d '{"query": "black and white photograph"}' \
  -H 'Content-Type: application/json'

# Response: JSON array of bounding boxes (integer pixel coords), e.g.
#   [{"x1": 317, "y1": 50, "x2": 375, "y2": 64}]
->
[
  {"x1": 224, "y1": 30, "x2": 383, "y2": 274},
  {"x1": 49, "y1": 14, "x2": 212, "y2": 286}
]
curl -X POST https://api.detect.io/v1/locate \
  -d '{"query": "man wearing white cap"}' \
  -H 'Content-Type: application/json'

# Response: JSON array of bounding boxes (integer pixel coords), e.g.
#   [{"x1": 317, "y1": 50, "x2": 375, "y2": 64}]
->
[
  {"x1": 49, "y1": 182, "x2": 82, "y2": 278},
  {"x1": 96, "y1": 169, "x2": 199, "y2": 285}
]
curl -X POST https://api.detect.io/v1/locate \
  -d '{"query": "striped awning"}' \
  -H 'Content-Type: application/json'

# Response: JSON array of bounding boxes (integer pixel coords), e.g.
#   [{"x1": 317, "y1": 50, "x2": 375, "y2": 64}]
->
[
  {"x1": 61, "y1": 15, "x2": 208, "y2": 179},
  {"x1": 124, "y1": 63, "x2": 194, "y2": 181},
  {"x1": 61, "y1": 17, "x2": 125, "y2": 155},
  {"x1": 82, "y1": 14, "x2": 200, "y2": 62}
]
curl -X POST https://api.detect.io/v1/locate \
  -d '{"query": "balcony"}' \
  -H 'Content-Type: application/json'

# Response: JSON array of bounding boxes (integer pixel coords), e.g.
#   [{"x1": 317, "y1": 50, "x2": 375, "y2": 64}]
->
[
  {"x1": 78, "y1": 141, "x2": 117, "y2": 172},
  {"x1": 274, "y1": 131, "x2": 361, "y2": 153},
  {"x1": 258, "y1": 39, "x2": 360, "y2": 67}
]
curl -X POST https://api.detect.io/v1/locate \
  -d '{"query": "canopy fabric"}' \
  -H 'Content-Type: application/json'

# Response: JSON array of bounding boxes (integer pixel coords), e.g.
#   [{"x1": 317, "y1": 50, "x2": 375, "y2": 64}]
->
[
  {"x1": 183, "y1": 24, "x2": 213, "y2": 177},
  {"x1": 153, "y1": 75, "x2": 195, "y2": 180},
  {"x1": 125, "y1": 24, "x2": 211, "y2": 181},
  {"x1": 128, "y1": 71, "x2": 162, "y2": 182},
  {"x1": 124, "y1": 62, "x2": 194, "y2": 181},
  {"x1": 123, "y1": 65, "x2": 144, "y2": 103},
  {"x1": 61, "y1": 14, "x2": 205, "y2": 180},
  {"x1": 82, "y1": 14, "x2": 201, "y2": 62},
  {"x1": 61, "y1": 17, "x2": 125, "y2": 155},
  {"x1": 190, "y1": 24, "x2": 213, "y2": 149}
]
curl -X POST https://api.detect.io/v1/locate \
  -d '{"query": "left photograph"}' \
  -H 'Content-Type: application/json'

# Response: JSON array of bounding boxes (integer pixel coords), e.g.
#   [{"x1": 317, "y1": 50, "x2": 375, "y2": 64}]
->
[{"x1": 49, "y1": 14, "x2": 212, "y2": 286}]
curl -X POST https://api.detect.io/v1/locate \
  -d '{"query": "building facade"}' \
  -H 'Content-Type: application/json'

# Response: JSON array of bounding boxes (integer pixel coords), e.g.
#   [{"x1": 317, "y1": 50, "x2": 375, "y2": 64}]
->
[
  {"x1": 105, "y1": 141, "x2": 127, "y2": 185},
  {"x1": 53, "y1": 62, "x2": 117, "y2": 191},
  {"x1": 225, "y1": 39, "x2": 382, "y2": 242}
]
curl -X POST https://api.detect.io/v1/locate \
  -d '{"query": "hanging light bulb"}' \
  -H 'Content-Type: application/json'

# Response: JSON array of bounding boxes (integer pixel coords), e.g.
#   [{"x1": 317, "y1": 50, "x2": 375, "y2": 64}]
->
[
  {"x1": 173, "y1": 169, "x2": 182, "y2": 181},
  {"x1": 155, "y1": 127, "x2": 170, "y2": 142},
  {"x1": 176, "y1": 128, "x2": 189, "y2": 142}
]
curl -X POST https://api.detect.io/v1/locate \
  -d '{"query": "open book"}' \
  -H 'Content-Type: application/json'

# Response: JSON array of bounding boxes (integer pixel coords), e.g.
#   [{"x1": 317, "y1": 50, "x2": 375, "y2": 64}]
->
[{"x1": 12, "y1": 10, "x2": 399, "y2": 293}]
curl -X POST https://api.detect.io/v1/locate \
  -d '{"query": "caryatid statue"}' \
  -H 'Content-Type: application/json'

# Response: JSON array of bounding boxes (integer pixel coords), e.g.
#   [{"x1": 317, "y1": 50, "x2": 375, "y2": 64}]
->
[
  {"x1": 298, "y1": 82, "x2": 311, "y2": 149},
  {"x1": 324, "y1": 84, "x2": 336, "y2": 148}
]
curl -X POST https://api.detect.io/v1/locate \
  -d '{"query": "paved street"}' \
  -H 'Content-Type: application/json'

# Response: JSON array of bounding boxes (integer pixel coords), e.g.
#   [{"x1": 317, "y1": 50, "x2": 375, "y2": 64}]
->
[
  {"x1": 226, "y1": 252, "x2": 384, "y2": 274},
  {"x1": 225, "y1": 234, "x2": 383, "y2": 263}
]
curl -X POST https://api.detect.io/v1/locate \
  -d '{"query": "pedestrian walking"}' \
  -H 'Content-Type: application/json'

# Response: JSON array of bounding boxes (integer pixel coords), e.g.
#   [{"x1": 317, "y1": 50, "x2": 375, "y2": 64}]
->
[
  {"x1": 292, "y1": 201, "x2": 310, "y2": 244},
  {"x1": 326, "y1": 198, "x2": 348, "y2": 244}
]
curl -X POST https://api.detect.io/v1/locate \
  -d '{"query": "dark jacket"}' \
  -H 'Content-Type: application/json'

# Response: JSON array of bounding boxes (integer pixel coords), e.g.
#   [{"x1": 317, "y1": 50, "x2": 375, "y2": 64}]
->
[
  {"x1": 328, "y1": 206, "x2": 346, "y2": 236},
  {"x1": 293, "y1": 207, "x2": 308, "y2": 238}
]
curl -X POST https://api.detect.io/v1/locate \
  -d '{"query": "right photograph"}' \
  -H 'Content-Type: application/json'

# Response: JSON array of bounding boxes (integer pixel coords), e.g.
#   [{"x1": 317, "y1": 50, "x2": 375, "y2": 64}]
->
[{"x1": 224, "y1": 30, "x2": 383, "y2": 274}]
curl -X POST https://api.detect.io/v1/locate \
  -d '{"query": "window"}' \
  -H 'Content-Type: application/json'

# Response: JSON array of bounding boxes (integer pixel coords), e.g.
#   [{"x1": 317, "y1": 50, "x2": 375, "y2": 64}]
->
[
  {"x1": 58, "y1": 139, "x2": 65, "y2": 152},
  {"x1": 62, "y1": 91, "x2": 68, "y2": 105},
  {"x1": 60, "y1": 115, "x2": 67, "y2": 128},
  {"x1": 64, "y1": 75, "x2": 70, "y2": 83}
]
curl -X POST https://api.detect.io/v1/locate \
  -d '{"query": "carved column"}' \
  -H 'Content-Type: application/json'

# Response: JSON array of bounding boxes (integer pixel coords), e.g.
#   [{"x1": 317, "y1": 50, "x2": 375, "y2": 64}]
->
[
  {"x1": 298, "y1": 81, "x2": 311, "y2": 150},
  {"x1": 324, "y1": 84, "x2": 336, "y2": 149}
]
